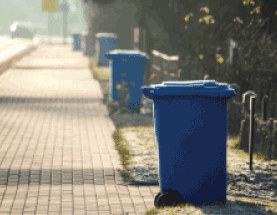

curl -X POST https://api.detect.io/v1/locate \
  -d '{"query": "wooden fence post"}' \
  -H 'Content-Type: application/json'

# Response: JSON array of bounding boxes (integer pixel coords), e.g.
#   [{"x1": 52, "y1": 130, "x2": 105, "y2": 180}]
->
[
  {"x1": 166, "y1": 58, "x2": 170, "y2": 81},
  {"x1": 240, "y1": 91, "x2": 257, "y2": 151},
  {"x1": 249, "y1": 96, "x2": 256, "y2": 170},
  {"x1": 134, "y1": 28, "x2": 139, "y2": 50},
  {"x1": 274, "y1": 129, "x2": 277, "y2": 160},
  {"x1": 267, "y1": 118, "x2": 274, "y2": 160},
  {"x1": 261, "y1": 95, "x2": 268, "y2": 155},
  {"x1": 270, "y1": 103, "x2": 276, "y2": 119},
  {"x1": 233, "y1": 48, "x2": 240, "y2": 83},
  {"x1": 265, "y1": 136, "x2": 269, "y2": 160},
  {"x1": 262, "y1": 95, "x2": 269, "y2": 121},
  {"x1": 159, "y1": 54, "x2": 163, "y2": 84}
]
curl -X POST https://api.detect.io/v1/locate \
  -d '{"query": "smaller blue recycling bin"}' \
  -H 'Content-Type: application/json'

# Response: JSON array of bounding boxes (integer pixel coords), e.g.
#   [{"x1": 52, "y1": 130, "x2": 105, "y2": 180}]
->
[
  {"x1": 96, "y1": 33, "x2": 118, "y2": 67},
  {"x1": 106, "y1": 49, "x2": 150, "y2": 113},
  {"x1": 141, "y1": 80, "x2": 236, "y2": 207},
  {"x1": 72, "y1": 34, "x2": 81, "y2": 51}
]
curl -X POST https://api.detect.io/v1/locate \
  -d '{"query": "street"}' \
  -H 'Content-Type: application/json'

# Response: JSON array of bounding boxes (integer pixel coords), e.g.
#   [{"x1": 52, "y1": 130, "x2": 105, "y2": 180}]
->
[
  {"x1": 0, "y1": 44, "x2": 156, "y2": 215},
  {"x1": 0, "y1": 35, "x2": 74, "y2": 53}
]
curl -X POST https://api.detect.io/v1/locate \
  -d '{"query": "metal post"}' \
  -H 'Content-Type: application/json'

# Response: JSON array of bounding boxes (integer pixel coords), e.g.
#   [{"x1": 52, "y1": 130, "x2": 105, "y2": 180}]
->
[
  {"x1": 249, "y1": 96, "x2": 256, "y2": 171},
  {"x1": 48, "y1": 12, "x2": 53, "y2": 44},
  {"x1": 63, "y1": 10, "x2": 67, "y2": 44},
  {"x1": 262, "y1": 95, "x2": 268, "y2": 121},
  {"x1": 134, "y1": 28, "x2": 139, "y2": 50},
  {"x1": 143, "y1": 29, "x2": 146, "y2": 53},
  {"x1": 48, "y1": 12, "x2": 50, "y2": 44}
]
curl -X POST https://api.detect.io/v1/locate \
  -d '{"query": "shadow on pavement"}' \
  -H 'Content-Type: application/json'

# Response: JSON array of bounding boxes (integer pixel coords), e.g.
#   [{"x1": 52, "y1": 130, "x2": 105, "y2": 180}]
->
[
  {"x1": 0, "y1": 168, "x2": 123, "y2": 186},
  {"x1": 0, "y1": 96, "x2": 101, "y2": 104},
  {"x1": 98, "y1": 79, "x2": 154, "y2": 130}
]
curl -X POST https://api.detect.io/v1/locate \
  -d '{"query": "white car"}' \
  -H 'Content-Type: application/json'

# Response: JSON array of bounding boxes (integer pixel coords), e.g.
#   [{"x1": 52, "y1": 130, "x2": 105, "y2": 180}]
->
[{"x1": 10, "y1": 21, "x2": 34, "y2": 40}]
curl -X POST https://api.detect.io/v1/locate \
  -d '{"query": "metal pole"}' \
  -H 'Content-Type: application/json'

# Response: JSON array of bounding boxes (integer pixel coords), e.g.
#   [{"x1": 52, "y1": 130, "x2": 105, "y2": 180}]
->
[
  {"x1": 63, "y1": 10, "x2": 67, "y2": 44},
  {"x1": 249, "y1": 96, "x2": 256, "y2": 171},
  {"x1": 49, "y1": 12, "x2": 52, "y2": 44},
  {"x1": 48, "y1": 12, "x2": 50, "y2": 44}
]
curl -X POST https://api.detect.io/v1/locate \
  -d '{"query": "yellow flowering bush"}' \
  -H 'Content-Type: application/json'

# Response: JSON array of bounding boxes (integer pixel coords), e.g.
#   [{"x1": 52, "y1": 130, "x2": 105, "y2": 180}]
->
[
  {"x1": 199, "y1": 15, "x2": 215, "y2": 24},
  {"x1": 250, "y1": 6, "x2": 260, "y2": 14},
  {"x1": 115, "y1": 80, "x2": 131, "y2": 113},
  {"x1": 216, "y1": 54, "x2": 224, "y2": 64},
  {"x1": 184, "y1": 13, "x2": 193, "y2": 22},
  {"x1": 182, "y1": 0, "x2": 277, "y2": 83},
  {"x1": 233, "y1": 17, "x2": 243, "y2": 24},
  {"x1": 184, "y1": 6, "x2": 223, "y2": 69},
  {"x1": 200, "y1": 7, "x2": 210, "y2": 14},
  {"x1": 243, "y1": 0, "x2": 255, "y2": 5}
]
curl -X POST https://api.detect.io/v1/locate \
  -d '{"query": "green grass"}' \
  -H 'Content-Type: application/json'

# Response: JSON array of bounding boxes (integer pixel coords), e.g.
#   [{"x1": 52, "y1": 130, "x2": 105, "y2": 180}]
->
[
  {"x1": 228, "y1": 135, "x2": 267, "y2": 163},
  {"x1": 90, "y1": 57, "x2": 110, "y2": 80},
  {"x1": 112, "y1": 128, "x2": 133, "y2": 183},
  {"x1": 112, "y1": 126, "x2": 277, "y2": 214},
  {"x1": 91, "y1": 65, "x2": 110, "y2": 80}
]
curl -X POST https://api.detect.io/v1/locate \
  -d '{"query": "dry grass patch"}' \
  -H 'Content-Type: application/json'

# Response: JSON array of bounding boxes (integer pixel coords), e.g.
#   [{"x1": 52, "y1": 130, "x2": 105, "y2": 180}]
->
[
  {"x1": 112, "y1": 128, "x2": 133, "y2": 183},
  {"x1": 228, "y1": 135, "x2": 267, "y2": 162},
  {"x1": 90, "y1": 56, "x2": 110, "y2": 80},
  {"x1": 146, "y1": 198, "x2": 277, "y2": 214},
  {"x1": 112, "y1": 126, "x2": 277, "y2": 214},
  {"x1": 227, "y1": 135, "x2": 268, "y2": 173},
  {"x1": 112, "y1": 126, "x2": 156, "y2": 183}
]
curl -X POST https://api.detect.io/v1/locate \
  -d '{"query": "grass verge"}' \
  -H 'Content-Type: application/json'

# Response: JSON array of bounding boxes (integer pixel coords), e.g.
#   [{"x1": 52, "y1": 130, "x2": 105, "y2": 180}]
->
[
  {"x1": 228, "y1": 135, "x2": 267, "y2": 163},
  {"x1": 112, "y1": 126, "x2": 277, "y2": 214},
  {"x1": 90, "y1": 57, "x2": 110, "y2": 80},
  {"x1": 112, "y1": 128, "x2": 133, "y2": 183}
]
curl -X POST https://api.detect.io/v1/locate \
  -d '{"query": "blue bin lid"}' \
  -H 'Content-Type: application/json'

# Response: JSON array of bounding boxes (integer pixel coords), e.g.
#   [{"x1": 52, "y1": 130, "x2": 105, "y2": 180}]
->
[
  {"x1": 105, "y1": 49, "x2": 150, "y2": 61},
  {"x1": 96, "y1": 33, "x2": 118, "y2": 39},
  {"x1": 141, "y1": 80, "x2": 236, "y2": 99}
]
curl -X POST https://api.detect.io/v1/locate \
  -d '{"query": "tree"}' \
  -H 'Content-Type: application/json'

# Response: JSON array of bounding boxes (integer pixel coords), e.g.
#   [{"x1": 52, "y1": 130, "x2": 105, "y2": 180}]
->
[{"x1": 83, "y1": 0, "x2": 277, "y2": 84}]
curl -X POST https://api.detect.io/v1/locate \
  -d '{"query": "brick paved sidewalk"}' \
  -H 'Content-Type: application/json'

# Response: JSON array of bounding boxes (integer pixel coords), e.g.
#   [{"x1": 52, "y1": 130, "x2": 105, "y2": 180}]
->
[{"x1": 0, "y1": 45, "x2": 158, "y2": 215}]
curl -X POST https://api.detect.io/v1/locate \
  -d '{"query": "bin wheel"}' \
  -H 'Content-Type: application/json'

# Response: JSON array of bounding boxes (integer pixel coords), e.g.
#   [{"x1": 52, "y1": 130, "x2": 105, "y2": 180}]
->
[
  {"x1": 155, "y1": 190, "x2": 183, "y2": 208},
  {"x1": 154, "y1": 192, "x2": 161, "y2": 207}
]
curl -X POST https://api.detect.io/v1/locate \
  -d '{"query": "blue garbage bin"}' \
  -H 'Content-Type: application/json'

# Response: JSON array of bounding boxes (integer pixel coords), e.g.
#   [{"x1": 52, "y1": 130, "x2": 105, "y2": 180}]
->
[
  {"x1": 72, "y1": 34, "x2": 81, "y2": 51},
  {"x1": 96, "y1": 33, "x2": 118, "y2": 67},
  {"x1": 141, "y1": 80, "x2": 236, "y2": 207},
  {"x1": 106, "y1": 49, "x2": 150, "y2": 113}
]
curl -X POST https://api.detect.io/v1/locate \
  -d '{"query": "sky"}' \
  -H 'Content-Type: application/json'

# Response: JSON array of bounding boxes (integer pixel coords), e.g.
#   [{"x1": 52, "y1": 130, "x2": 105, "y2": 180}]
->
[
  {"x1": 67, "y1": 0, "x2": 76, "y2": 12},
  {"x1": 0, "y1": 0, "x2": 86, "y2": 36}
]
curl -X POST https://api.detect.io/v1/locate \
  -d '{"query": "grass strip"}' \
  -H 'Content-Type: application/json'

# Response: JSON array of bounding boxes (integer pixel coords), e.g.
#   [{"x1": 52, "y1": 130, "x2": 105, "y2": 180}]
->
[
  {"x1": 112, "y1": 126, "x2": 276, "y2": 214},
  {"x1": 90, "y1": 57, "x2": 110, "y2": 80}
]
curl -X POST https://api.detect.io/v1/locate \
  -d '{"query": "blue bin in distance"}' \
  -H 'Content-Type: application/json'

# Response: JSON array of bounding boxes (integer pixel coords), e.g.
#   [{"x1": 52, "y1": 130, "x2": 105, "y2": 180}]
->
[
  {"x1": 106, "y1": 49, "x2": 150, "y2": 113},
  {"x1": 72, "y1": 34, "x2": 81, "y2": 51},
  {"x1": 141, "y1": 80, "x2": 236, "y2": 207},
  {"x1": 97, "y1": 33, "x2": 118, "y2": 67}
]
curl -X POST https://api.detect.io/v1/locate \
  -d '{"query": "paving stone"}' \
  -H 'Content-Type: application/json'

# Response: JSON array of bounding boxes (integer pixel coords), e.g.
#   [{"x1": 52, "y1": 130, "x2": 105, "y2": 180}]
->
[{"x1": 0, "y1": 45, "x2": 148, "y2": 215}]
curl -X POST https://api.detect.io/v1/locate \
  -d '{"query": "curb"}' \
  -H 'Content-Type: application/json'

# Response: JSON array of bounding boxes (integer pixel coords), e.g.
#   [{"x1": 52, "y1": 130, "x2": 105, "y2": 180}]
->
[{"x1": 0, "y1": 43, "x2": 38, "y2": 75}]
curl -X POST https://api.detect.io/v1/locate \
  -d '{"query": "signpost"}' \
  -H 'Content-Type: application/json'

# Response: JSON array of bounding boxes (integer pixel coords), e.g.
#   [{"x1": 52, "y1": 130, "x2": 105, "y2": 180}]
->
[
  {"x1": 43, "y1": 0, "x2": 58, "y2": 12},
  {"x1": 43, "y1": 0, "x2": 58, "y2": 44},
  {"x1": 43, "y1": 0, "x2": 68, "y2": 45},
  {"x1": 61, "y1": 2, "x2": 68, "y2": 44}
]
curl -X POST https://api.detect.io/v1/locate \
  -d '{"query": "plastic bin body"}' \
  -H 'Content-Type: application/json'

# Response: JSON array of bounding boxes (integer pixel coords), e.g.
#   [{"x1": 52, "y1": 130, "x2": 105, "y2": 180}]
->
[
  {"x1": 72, "y1": 34, "x2": 81, "y2": 50},
  {"x1": 106, "y1": 49, "x2": 150, "y2": 113},
  {"x1": 97, "y1": 33, "x2": 118, "y2": 67},
  {"x1": 141, "y1": 81, "x2": 236, "y2": 206}
]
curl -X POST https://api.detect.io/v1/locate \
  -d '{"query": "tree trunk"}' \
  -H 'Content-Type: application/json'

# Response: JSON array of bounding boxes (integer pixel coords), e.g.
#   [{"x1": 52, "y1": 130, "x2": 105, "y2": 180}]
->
[
  {"x1": 87, "y1": 15, "x2": 96, "y2": 57},
  {"x1": 144, "y1": 28, "x2": 153, "y2": 86}
]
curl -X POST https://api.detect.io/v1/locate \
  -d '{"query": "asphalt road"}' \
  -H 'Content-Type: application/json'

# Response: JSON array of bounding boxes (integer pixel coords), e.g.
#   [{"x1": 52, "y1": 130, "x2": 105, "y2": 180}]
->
[{"x1": 0, "y1": 35, "x2": 74, "y2": 53}]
